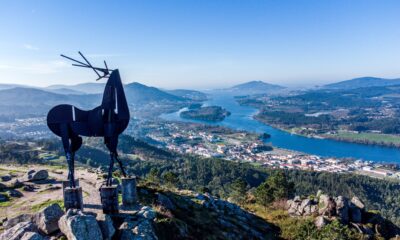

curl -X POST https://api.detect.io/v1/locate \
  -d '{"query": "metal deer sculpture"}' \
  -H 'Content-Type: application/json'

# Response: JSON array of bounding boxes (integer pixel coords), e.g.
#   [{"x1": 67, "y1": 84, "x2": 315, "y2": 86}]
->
[{"x1": 47, "y1": 52, "x2": 130, "y2": 188}]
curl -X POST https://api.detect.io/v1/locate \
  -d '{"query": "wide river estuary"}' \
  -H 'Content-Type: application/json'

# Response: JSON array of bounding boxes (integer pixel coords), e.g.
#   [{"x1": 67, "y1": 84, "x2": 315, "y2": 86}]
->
[{"x1": 161, "y1": 93, "x2": 400, "y2": 163}]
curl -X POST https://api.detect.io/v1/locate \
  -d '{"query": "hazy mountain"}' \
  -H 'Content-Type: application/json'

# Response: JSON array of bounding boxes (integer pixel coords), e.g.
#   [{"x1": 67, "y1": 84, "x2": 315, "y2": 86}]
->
[
  {"x1": 0, "y1": 87, "x2": 100, "y2": 117},
  {"x1": 324, "y1": 77, "x2": 400, "y2": 89},
  {"x1": 45, "y1": 88, "x2": 86, "y2": 95},
  {"x1": 0, "y1": 83, "x2": 31, "y2": 90},
  {"x1": 124, "y1": 82, "x2": 185, "y2": 104},
  {"x1": 222, "y1": 80, "x2": 285, "y2": 95},
  {"x1": 46, "y1": 82, "x2": 106, "y2": 94},
  {"x1": 166, "y1": 89, "x2": 208, "y2": 101}
]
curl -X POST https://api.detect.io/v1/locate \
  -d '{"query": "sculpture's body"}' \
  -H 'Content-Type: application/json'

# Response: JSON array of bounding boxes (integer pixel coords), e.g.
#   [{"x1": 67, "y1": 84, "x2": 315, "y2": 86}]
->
[{"x1": 47, "y1": 53, "x2": 130, "y2": 188}]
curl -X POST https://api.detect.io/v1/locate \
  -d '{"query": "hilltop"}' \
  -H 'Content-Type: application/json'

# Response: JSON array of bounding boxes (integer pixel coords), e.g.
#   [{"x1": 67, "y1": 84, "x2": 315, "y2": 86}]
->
[
  {"x1": 222, "y1": 80, "x2": 285, "y2": 95},
  {"x1": 324, "y1": 76, "x2": 400, "y2": 89}
]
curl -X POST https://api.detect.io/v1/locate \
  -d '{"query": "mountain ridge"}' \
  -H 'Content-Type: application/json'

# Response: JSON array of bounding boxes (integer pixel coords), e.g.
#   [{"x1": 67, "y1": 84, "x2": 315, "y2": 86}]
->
[{"x1": 324, "y1": 76, "x2": 400, "y2": 89}]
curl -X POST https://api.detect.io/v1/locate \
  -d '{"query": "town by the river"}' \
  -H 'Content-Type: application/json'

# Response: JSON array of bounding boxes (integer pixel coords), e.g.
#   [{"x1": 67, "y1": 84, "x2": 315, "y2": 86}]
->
[{"x1": 162, "y1": 92, "x2": 400, "y2": 163}]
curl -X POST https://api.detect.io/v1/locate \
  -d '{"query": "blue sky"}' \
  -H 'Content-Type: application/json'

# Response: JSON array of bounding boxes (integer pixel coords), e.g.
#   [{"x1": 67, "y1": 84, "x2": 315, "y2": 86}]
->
[{"x1": 0, "y1": 0, "x2": 399, "y2": 89}]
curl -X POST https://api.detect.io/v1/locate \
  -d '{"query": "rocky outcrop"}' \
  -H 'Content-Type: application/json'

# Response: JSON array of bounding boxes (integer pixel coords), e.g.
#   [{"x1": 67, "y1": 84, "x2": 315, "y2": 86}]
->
[
  {"x1": 0, "y1": 222, "x2": 38, "y2": 240},
  {"x1": 22, "y1": 169, "x2": 48, "y2": 182},
  {"x1": 284, "y1": 191, "x2": 399, "y2": 237},
  {"x1": 3, "y1": 213, "x2": 34, "y2": 229},
  {"x1": 58, "y1": 209, "x2": 103, "y2": 240},
  {"x1": 286, "y1": 193, "x2": 364, "y2": 224},
  {"x1": 3, "y1": 204, "x2": 63, "y2": 235}
]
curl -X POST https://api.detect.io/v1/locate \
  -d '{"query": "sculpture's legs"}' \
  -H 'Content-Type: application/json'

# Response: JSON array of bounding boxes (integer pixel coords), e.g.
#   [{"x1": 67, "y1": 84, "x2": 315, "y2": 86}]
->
[
  {"x1": 114, "y1": 153, "x2": 127, "y2": 178},
  {"x1": 106, "y1": 152, "x2": 115, "y2": 186},
  {"x1": 66, "y1": 151, "x2": 76, "y2": 188}
]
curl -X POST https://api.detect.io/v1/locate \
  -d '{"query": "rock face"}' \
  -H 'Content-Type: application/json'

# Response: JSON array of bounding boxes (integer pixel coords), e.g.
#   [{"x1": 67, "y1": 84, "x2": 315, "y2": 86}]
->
[
  {"x1": 119, "y1": 219, "x2": 158, "y2": 240},
  {"x1": 96, "y1": 213, "x2": 115, "y2": 240},
  {"x1": 23, "y1": 169, "x2": 49, "y2": 182},
  {"x1": 286, "y1": 193, "x2": 367, "y2": 229},
  {"x1": 35, "y1": 203, "x2": 64, "y2": 234},
  {"x1": 0, "y1": 222, "x2": 37, "y2": 240},
  {"x1": 58, "y1": 209, "x2": 103, "y2": 240}
]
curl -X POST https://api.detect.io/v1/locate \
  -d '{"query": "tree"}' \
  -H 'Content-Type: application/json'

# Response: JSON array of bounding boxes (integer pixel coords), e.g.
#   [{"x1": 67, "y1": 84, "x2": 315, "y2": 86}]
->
[
  {"x1": 254, "y1": 181, "x2": 274, "y2": 209},
  {"x1": 148, "y1": 168, "x2": 160, "y2": 183},
  {"x1": 163, "y1": 171, "x2": 179, "y2": 188},
  {"x1": 266, "y1": 171, "x2": 294, "y2": 200},
  {"x1": 230, "y1": 179, "x2": 247, "y2": 205}
]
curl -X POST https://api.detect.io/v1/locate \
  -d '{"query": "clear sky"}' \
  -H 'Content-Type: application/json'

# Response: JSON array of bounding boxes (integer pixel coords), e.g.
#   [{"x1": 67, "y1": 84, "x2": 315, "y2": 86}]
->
[{"x1": 0, "y1": 0, "x2": 399, "y2": 89}]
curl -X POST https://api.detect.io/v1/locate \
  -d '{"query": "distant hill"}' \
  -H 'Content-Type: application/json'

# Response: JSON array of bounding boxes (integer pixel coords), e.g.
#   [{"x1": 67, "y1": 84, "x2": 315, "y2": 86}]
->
[
  {"x1": 166, "y1": 89, "x2": 208, "y2": 101},
  {"x1": 124, "y1": 82, "x2": 185, "y2": 104},
  {"x1": 223, "y1": 80, "x2": 285, "y2": 95},
  {"x1": 0, "y1": 84, "x2": 31, "y2": 91},
  {"x1": 324, "y1": 77, "x2": 400, "y2": 89},
  {"x1": 46, "y1": 82, "x2": 106, "y2": 94},
  {"x1": 0, "y1": 87, "x2": 99, "y2": 117},
  {"x1": 45, "y1": 88, "x2": 86, "y2": 95}
]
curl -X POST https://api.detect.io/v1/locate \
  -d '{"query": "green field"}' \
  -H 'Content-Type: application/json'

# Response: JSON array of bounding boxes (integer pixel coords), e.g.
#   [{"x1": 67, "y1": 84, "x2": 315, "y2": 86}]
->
[{"x1": 327, "y1": 132, "x2": 400, "y2": 145}]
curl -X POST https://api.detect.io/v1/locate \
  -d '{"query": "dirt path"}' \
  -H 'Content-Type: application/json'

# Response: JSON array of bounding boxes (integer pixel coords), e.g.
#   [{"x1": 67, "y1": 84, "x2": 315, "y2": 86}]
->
[{"x1": 0, "y1": 165, "x2": 105, "y2": 219}]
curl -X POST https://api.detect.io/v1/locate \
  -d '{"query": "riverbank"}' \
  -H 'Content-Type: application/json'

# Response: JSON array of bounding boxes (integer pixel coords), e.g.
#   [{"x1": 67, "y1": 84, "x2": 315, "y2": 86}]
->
[{"x1": 252, "y1": 112, "x2": 400, "y2": 149}]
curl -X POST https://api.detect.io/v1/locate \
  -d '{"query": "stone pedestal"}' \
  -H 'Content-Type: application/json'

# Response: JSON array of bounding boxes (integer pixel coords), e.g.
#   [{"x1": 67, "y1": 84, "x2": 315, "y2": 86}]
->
[
  {"x1": 62, "y1": 180, "x2": 80, "y2": 190},
  {"x1": 121, "y1": 177, "x2": 137, "y2": 206},
  {"x1": 63, "y1": 187, "x2": 83, "y2": 210},
  {"x1": 100, "y1": 186, "x2": 119, "y2": 214}
]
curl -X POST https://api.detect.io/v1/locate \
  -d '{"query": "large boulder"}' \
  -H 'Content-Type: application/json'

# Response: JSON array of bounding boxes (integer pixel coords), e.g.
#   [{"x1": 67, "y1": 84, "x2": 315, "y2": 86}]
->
[
  {"x1": 119, "y1": 219, "x2": 158, "y2": 240},
  {"x1": 318, "y1": 194, "x2": 336, "y2": 217},
  {"x1": 22, "y1": 170, "x2": 48, "y2": 182},
  {"x1": 21, "y1": 232, "x2": 44, "y2": 240},
  {"x1": 7, "y1": 189, "x2": 23, "y2": 198},
  {"x1": 0, "y1": 193, "x2": 8, "y2": 202},
  {"x1": 335, "y1": 196, "x2": 349, "y2": 223},
  {"x1": 96, "y1": 213, "x2": 115, "y2": 240},
  {"x1": 34, "y1": 203, "x2": 64, "y2": 234},
  {"x1": 58, "y1": 209, "x2": 103, "y2": 240},
  {"x1": 0, "y1": 221, "x2": 37, "y2": 240},
  {"x1": 3, "y1": 214, "x2": 34, "y2": 229},
  {"x1": 0, "y1": 175, "x2": 12, "y2": 182}
]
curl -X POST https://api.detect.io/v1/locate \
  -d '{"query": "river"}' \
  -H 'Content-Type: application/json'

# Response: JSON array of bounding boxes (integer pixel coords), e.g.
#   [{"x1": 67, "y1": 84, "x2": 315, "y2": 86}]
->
[{"x1": 161, "y1": 93, "x2": 400, "y2": 163}]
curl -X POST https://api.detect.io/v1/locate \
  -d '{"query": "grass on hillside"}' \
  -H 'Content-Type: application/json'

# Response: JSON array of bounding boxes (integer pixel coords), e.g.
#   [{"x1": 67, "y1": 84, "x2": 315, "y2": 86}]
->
[{"x1": 30, "y1": 199, "x2": 64, "y2": 211}]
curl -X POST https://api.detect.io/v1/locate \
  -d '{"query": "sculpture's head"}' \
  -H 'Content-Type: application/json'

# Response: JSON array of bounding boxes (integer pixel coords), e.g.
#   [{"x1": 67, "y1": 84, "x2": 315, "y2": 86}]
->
[{"x1": 60, "y1": 51, "x2": 113, "y2": 81}]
